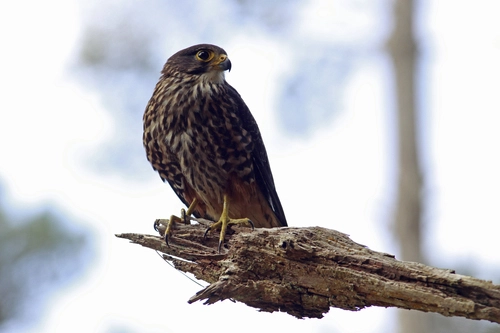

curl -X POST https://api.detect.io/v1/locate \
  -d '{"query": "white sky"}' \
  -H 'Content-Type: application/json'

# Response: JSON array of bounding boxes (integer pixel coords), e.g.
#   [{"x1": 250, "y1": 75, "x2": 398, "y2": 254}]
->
[{"x1": 0, "y1": 0, "x2": 499, "y2": 332}]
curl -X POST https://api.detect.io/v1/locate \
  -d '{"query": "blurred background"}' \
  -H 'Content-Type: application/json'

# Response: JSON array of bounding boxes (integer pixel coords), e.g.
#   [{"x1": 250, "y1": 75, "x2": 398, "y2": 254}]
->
[{"x1": 1, "y1": 0, "x2": 499, "y2": 332}]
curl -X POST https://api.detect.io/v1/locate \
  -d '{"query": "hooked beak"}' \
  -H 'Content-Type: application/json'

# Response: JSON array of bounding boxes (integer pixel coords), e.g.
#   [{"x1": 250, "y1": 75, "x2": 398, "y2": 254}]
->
[{"x1": 213, "y1": 55, "x2": 231, "y2": 72}]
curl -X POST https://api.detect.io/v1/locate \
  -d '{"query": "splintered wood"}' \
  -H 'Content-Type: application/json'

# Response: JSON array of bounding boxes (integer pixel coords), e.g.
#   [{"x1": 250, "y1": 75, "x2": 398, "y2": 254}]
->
[{"x1": 116, "y1": 224, "x2": 500, "y2": 323}]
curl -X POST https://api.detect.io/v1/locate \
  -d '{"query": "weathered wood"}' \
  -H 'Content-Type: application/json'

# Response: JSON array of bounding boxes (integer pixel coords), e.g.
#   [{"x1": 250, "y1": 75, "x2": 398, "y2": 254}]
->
[{"x1": 116, "y1": 222, "x2": 500, "y2": 323}]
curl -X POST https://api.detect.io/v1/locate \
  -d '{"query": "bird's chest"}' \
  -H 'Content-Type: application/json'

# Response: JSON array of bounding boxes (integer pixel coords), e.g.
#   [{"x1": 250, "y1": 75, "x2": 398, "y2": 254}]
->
[{"x1": 159, "y1": 98, "x2": 253, "y2": 192}]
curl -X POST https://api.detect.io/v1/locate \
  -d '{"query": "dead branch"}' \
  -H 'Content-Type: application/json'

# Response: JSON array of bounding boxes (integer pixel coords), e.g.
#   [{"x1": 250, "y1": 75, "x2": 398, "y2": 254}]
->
[{"x1": 116, "y1": 222, "x2": 500, "y2": 323}]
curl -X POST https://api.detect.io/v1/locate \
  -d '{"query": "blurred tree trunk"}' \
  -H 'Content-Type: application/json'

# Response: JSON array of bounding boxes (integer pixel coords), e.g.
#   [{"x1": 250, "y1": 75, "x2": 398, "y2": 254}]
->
[{"x1": 387, "y1": 0, "x2": 426, "y2": 332}]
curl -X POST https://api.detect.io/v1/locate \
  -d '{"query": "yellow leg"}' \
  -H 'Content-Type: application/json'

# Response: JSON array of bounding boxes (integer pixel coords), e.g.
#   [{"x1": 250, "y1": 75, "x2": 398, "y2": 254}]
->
[
  {"x1": 204, "y1": 195, "x2": 254, "y2": 252},
  {"x1": 164, "y1": 198, "x2": 198, "y2": 245},
  {"x1": 181, "y1": 198, "x2": 198, "y2": 224}
]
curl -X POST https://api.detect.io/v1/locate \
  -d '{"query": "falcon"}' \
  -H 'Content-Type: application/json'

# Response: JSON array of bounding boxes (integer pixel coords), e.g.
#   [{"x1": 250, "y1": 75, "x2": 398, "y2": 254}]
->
[{"x1": 143, "y1": 44, "x2": 287, "y2": 251}]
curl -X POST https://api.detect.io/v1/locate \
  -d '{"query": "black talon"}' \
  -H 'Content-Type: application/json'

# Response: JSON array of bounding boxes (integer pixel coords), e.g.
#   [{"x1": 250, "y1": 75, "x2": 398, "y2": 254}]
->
[
  {"x1": 248, "y1": 219, "x2": 255, "y2": 231},
  {"x1": 204, "y1": 226, "x2": 211, "y2": 239},
  {"x1": 153, "y1": 219, "x2": 160, "y2": 232},
  {"x1": 164, "y1": 233, "x2": 170, "y2": 247},
  {"x1": 217, "y1": 240, "x2": 223, "y2": 253},
  {"x1": 181, "y1": 208, "x2": 188, "y2": 224}
]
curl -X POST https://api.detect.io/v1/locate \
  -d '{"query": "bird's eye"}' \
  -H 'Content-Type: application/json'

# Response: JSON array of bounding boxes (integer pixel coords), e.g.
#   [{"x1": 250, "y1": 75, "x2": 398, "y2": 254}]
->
[{"x1": 196, "y1": 50, "x2": 213, "y2": 62}]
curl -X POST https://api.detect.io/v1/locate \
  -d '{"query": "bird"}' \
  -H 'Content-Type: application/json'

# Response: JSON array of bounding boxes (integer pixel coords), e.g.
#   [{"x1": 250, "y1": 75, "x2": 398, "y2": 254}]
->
[{"x1": 143, "y1": 44, "x2": 287, "y2": 252}]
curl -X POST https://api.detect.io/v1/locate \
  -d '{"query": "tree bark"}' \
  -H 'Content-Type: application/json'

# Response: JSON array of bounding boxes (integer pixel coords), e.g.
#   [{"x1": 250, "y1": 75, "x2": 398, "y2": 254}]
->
[{"x1": 116, "y1": 222, "x2": 500, "y2": 324}]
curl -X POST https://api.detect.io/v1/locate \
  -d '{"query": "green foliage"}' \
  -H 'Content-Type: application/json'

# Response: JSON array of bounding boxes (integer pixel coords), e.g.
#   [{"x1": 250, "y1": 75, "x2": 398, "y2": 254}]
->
[{"x1": 0, "y1": 205, "x2": 90, "y2": 329}]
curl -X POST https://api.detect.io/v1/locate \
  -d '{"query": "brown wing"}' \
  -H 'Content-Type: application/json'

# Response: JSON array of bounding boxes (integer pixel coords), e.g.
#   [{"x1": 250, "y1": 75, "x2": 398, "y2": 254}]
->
[{"x1": 225, "y1": 84, "x2": 288, "y2": 227}]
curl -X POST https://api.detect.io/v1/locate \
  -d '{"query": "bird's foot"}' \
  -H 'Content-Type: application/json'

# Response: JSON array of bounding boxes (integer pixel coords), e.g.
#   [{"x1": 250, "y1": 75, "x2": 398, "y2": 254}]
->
[
  {"x1": 154, "y1": 199, "x2": 198, "y2": 246},
  {"x1": 153, "y1": 214, "x2": 187, "y2": 246},
  {"x1": 163, "y1": 213, "x2": 189, "y2": 246},
  {"x1": 204, "y1": 216, "x2": 254, "y2": 253}
]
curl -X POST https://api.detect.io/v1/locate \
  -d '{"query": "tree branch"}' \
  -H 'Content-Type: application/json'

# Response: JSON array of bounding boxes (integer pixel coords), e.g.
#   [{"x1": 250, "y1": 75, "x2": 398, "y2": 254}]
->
[{"x1": 116, "y1": 222, "x2": 500, "y2": 323}]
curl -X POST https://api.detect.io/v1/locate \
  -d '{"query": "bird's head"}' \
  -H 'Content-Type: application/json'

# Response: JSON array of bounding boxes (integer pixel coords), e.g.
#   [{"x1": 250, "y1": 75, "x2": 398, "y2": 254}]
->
[{"x1": 163, "y1": 44, "x2": 231, "y2": 84}]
